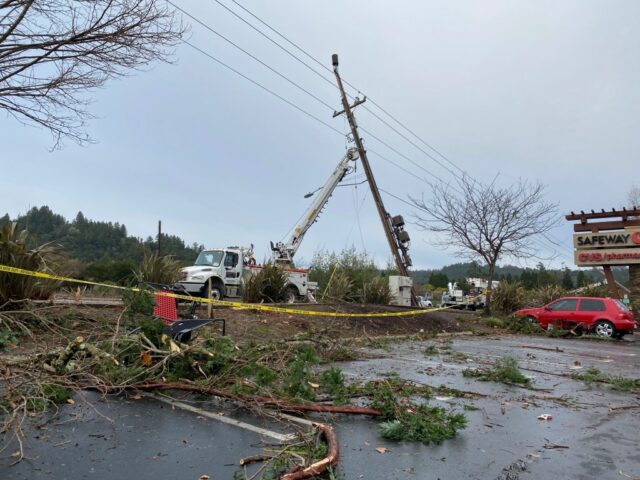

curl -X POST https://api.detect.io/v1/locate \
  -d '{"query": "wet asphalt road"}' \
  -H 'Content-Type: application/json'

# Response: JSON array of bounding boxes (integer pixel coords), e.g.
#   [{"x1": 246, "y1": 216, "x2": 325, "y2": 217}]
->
[{"x1": 1, "y1": 334, "x2": 639, "y2": 480}]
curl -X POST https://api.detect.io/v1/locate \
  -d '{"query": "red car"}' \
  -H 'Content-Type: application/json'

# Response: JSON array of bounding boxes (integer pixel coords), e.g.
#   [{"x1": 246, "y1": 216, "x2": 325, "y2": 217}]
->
[{"x1": 515, "y1": 297, "x2": 637, "y2": 338}]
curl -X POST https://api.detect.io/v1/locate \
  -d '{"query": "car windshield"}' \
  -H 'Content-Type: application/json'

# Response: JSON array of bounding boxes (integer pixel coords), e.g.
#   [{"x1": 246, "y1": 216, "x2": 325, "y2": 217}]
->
[
  {"x1": 194, "y1": 250, "x2": 224, "y2": 267},
  {"x1": 615, "y1": 299, "x2": 631, "y2": 312}
]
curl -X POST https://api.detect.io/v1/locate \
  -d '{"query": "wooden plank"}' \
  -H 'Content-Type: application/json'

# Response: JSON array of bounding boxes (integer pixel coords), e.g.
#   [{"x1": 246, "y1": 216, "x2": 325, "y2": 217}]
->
[
  {"x1": 573, "y1": 219, "x2": 640, "y2": 232},
  {"x1": 565, "y1": 208, "x2": 640, "y2": 221}
]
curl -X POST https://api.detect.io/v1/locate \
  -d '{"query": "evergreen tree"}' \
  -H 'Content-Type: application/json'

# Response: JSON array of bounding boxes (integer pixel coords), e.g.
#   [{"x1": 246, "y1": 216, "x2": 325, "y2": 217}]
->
[
  {"x1": 428, "y1": 272, "x2": 449, "y2": 289},
  {"x1": 576, "y1": 270, "x2": 589, "y2": 288},
  {"x1": 520, "y1": 270, "x2": 537, "y2": 289},
  {"x1": 561, "y1": 268, "x2": 574, "y2": 290}
]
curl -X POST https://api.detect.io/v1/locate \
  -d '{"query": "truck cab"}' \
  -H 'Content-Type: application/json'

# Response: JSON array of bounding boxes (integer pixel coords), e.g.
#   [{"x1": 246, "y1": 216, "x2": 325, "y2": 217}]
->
[{"x1": 179, "y1": 247, "x2": 244, "y2": 300}]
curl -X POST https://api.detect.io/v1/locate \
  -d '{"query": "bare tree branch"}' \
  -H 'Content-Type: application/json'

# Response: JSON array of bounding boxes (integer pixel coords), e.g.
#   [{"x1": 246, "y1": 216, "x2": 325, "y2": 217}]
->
[
  {"x1": 410, "y1": 174, "x2": 559, "y2": 311},
  {"x1": 0, "y1": 0, "x2": 184, "y2": 147}
]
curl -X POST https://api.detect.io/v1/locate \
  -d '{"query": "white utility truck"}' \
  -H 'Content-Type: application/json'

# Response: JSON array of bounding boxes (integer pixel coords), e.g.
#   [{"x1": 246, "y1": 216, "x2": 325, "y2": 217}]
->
[
  {"x1": 440, "y1": 281, "x2": 484, "y2": 310},
  {"x1": 440, "y1": 282, "x2": 469, "y2": 309},
  {"x1": 178, "y1": 148, "x2": 360, "y2": 303}
]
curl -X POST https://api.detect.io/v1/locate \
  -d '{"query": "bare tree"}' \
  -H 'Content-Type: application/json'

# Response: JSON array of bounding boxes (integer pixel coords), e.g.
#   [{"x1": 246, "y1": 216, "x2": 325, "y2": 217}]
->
[
  {"x1": 411, "y1": 175, "x2": 559, "y2": 312},
  {"x1": 628, "y1": 184, "x2": 640, "y2": 207},
  {"x1": 0, "y1": 0, "x2": 183, "y2": 146}
]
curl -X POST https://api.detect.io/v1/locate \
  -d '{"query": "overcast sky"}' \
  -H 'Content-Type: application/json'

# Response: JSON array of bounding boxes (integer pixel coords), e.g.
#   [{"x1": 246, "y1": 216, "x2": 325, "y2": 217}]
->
[{"x1": 2, "y1": 0, "x2": 639, "y2": 270}]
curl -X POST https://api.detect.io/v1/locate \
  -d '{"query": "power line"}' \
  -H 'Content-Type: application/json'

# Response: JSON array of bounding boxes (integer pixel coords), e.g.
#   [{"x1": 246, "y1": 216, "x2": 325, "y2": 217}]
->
[
  {"x1": 367, "y1": 149, "x2": 428, "y2": 183},
  {"x1": 183, "y1": 40, "x2": 344, "y2": 136},
  {"x1": 228, "y1": 0, "x2": 335, "y2": 76},
  {"x1": 174, "y1": 0, "x2": 449, "y2": 187},
  {"x1": 168, "y1": 1, "x2": 334, "y2": 111},
  {"x1": 210, "y1": 0, "x2": 464, "y2": 177},
  {"x1": 360, "y1": 105, "x2": 464, "y2": 174},
  {"x1": 360, "y1": 126, "x2": 455, "y2": 188},
  {"x1": 379, "y1": 187, "x2": 419, "y2": 211},
  {"x1": 183, "y1": 37, "x2": 435, "y2": 190},
  {"x1": 364, "y1": 98, "x2": 464, "y2": 173},
  {"x1": 210, "y1": 0, "x2": 337, "y2": 90}
]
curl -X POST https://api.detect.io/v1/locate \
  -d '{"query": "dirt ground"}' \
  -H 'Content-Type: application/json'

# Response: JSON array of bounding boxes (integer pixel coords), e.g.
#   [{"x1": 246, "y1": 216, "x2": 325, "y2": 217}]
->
[
  {"x1": 208, "y1": 302, "x2": 491, "y2": 341},
  {"x1": 26, "y1": 300, "x2": 492, "y2": 345}
]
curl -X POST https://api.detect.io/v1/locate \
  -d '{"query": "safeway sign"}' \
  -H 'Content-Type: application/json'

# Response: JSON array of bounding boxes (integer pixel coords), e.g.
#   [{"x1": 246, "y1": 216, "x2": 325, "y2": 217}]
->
[
  {"x1": 573, "y1": 229, "x2": 640, "y2": 266},
  {"x1": 573, "y1": 230, "x2": 640, "y2": 249}
]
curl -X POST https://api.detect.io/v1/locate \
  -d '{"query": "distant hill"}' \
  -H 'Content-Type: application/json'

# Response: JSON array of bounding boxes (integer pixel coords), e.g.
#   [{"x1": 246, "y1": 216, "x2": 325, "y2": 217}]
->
[{"x1": 0, "y1": 206, "x2": 202, "y2": 271}]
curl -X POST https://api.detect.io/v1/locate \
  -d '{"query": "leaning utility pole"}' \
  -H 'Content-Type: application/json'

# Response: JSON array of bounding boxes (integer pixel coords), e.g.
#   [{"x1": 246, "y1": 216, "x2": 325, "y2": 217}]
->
[{"x1": 331, "y1": 54, "x2": 417, "y2": 305}]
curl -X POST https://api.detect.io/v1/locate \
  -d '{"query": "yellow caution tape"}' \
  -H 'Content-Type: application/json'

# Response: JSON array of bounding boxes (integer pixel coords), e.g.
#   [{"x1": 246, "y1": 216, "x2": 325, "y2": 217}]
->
[{"x1": 0, "y1": 264, "x2": 464, "y2": 318}]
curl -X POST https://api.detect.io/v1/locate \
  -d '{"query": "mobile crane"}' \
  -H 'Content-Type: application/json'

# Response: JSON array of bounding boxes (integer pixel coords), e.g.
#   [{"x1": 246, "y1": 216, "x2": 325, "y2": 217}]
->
[{"x1": 178, "y1": 148, "x2": 360, "y2": 302}]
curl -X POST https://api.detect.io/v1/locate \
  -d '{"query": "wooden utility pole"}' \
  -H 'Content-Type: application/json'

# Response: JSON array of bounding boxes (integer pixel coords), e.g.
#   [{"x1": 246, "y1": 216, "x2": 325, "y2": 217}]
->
[
  {"x1": 331, "y1": 54, "x2": 416, "y2": 305},
  {"x1": 157, "y1": 220, "x2": 162, "y2": 255}
]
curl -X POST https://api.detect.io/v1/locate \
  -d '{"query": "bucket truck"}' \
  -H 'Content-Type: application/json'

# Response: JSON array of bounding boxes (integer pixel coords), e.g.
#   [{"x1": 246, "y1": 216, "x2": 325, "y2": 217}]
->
[{"x1": 178, "y1": 148, "x2": 360, "y2": 303}]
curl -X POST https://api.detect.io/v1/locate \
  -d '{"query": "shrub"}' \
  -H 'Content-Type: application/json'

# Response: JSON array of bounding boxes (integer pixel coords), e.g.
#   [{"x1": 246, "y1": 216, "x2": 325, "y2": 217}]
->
[
  {"x1": 527, "y1": 285, "x2": 567, "y2": 307},
  {"x1": 322, "y1": 271, "x2": 354, "y2": 302},
  {"x1": 491, "y1": 281, "x2": 526, "y2": 315},
  {"x1": 310, "y1": 248, "x2": 391, "y2": 303},
  {"x1": 484, "y1": 317, "x2": 505, "y2": 328},
  {"x1": 0, "y1": 222, "x2": 60, "y2": 307},
  {"x1": 504, "y1": 316, "x2": 544, "y2": 334},
  {"x1": 361, "y1": 276, "x2": 391, "y2": 305},
  {"x1": 133, "y1": 250, "x2": 181, "y2": 285},
  {"x1": 577, "y1": 284, "x2": 609, "y2": 297},
  {"x1": 81, "y1": 259, "x2": 136, "y2": 284},
  {"x1": 122, "y1": 290, "x2": 154, "y2": 316},
  {"x1": 242, "y1": 263, "x2": 288, "y2": 303}
]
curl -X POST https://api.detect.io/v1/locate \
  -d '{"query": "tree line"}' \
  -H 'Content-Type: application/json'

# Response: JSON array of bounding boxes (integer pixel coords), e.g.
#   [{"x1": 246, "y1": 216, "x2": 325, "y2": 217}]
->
[
  {"x1": 0, "y1": 206, "x2": 202, "y2": 283},
  {"x1": 414, "y1": 260, "x2": 627, "y2": 292}
]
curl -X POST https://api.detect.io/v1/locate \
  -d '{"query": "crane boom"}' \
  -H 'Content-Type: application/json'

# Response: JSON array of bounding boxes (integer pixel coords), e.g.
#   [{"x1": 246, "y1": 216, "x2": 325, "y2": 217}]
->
[{"x1": 271, "y1": 148, "x2": 359, "y2": 265}]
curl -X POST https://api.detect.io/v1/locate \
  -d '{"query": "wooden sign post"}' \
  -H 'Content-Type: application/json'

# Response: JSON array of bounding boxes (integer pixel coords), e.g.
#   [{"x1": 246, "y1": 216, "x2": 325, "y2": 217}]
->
[{"x1": 566, "y1": 208, "x2": 640, "y2": 299}]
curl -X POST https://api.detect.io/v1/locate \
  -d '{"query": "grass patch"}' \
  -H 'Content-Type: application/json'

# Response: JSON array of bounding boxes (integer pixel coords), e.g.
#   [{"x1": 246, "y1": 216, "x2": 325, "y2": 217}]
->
[
  {"x1": 0, "y1": 329, "x2": 19, "y2": 351},
  {"x1": 504, "y1": 316, "x2": 544, "y2": 334},
  {"x1": 571, "y1": 367, "x2": 639, "y2": 393},
  {"x1": 424, "y1": 345, "x2": 439, "y2": 356},
  {"x1": 463, "y1": 357, "x2": 531, "y2": 387},
  {"x1": 484, "y1": 317, "x2": 505, "y2": 328}
]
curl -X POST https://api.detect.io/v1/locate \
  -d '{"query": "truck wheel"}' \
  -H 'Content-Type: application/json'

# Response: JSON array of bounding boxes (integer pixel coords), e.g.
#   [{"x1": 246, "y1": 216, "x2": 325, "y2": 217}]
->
[
  {"x1": 284, "y1": 286, "x2": 298, "y2": 304},
  {"x1": 204, "y1": 280, "x2": 224, "y2": 301}
]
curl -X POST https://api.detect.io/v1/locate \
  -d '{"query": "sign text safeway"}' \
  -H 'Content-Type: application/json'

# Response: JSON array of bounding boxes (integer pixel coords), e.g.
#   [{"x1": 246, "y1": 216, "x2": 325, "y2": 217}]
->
[{"x1": 573, "y1": 230, "x2": 640, "y2": 250}]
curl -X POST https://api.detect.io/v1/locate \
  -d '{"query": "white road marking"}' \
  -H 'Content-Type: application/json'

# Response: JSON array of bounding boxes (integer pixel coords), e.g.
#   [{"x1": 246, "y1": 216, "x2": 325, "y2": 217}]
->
[{"x1": 149, "y1": 393, "x2": 298, "y2": 442}]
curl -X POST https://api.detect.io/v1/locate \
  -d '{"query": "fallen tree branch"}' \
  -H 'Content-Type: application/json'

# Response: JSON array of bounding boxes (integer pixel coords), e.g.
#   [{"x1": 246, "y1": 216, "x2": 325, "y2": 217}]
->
[
  {"x1": 102, "y1": 382, "x2": 383, "y2": 416},
  {"x1": 280, "y1": 423, "x2": 339, "y2": 480},
  {"x1": 239, "y1": 454, "x2": 275, "y2": 466}
]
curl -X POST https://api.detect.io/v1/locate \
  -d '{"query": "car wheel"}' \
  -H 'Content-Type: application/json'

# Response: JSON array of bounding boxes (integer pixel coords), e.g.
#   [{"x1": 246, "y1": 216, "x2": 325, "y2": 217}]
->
[
  {"x1": 526, "y1": 315, "x2": 537, "y2": 324},
  {"x1": 594, "y1": 320, "x2": 615, "y2": 338}
]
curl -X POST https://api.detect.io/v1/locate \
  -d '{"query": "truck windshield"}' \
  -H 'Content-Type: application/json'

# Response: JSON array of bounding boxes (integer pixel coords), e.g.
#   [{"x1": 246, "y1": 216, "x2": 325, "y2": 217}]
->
[{"x1": 194, "y1": 250, "x2": 224, "y2": 267}]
